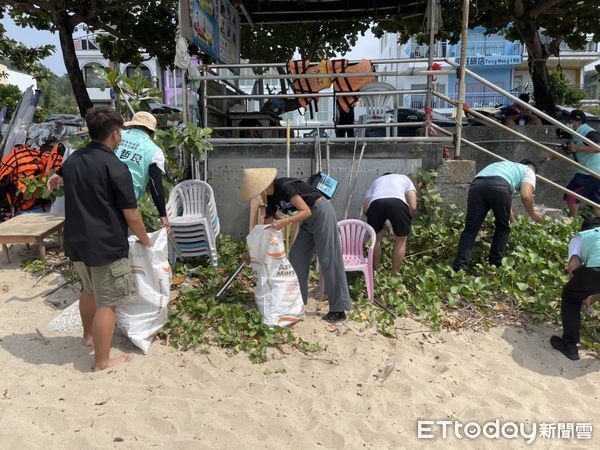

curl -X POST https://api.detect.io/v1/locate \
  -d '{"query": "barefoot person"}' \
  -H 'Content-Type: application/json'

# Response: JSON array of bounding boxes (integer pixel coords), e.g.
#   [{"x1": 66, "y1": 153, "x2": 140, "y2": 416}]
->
[
  {"x1": 48, "y1": 107, "x2": 151, "y2": 371},
  {"x1": 363, "y1": 173, "x2": 417, "y2": 273},
  {"x1": 240, "y1": 168, "x2": 351, "y2": 323}
]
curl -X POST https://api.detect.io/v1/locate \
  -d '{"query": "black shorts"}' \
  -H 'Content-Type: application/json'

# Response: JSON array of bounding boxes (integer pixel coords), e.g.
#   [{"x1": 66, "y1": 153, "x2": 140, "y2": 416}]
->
[
  {"x1": 564, "y1": 173, "x2": 600, "y2": 205},
  {"x1": 366, "y1": 198, "x2": 412, "y2": 236}
]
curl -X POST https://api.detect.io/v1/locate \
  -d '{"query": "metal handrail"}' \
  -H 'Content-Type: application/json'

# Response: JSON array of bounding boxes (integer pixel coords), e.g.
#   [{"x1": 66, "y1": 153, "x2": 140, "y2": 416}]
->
[
  {"x1": 430, "y1": 123, "x2": 600, "y2": 211},
  {"x1": 210, "y1": 122, "x2": 430, "y2": 131},
  {"x1": 208, "y1": 136, "x2": 453, "y2": 144},
  {"x1": 197, "y1": 69, "x2": 455, "y2": 81},
  {"x1": 208, "y1": 89, "x2": 426, "y2": 100},
  {"x1": 444, "y1": 58, "x2": 600, "y2": 153},
  {"x1": 202, "y1": 58, "x2": 446, "y2": 69},
  {"x1": 433, "y1": 90, "x2": 600, "y2": 181}
]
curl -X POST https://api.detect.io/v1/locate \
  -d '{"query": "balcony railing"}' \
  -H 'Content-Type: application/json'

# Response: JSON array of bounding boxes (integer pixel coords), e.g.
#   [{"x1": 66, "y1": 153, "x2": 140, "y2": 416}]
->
[
  {"x1": 407, "y1": 41, "x2": 522, "y2": 65},
  {"x1": 407, "y1": 92, "x2": 509, "y2": 109}
]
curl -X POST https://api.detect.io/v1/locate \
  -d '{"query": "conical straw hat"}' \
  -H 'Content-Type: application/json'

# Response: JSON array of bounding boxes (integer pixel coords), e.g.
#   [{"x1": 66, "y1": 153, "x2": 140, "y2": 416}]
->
[{"x1": 239, "y1": 168, "x2": 278, "y2": 202}]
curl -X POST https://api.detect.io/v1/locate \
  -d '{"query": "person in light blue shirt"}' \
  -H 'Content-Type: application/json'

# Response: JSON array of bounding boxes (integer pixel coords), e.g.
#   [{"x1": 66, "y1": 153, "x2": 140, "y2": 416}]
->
[
  {"x1": 116, "y1": 112, "x2": 170, "y2": 231},
  {"x1": 562, "y1": 110, "x2": 600, "y2": 218},
  {"x1": 550, "y1": 217, "x2": 600, "y2": 361},
  {"x1": 453, "y1": 159, "x2": 544, "y2": 271}
]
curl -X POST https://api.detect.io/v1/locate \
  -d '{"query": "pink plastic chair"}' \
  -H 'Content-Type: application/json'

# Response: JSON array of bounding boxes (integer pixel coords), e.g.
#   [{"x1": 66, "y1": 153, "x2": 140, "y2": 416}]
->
[{"x1": 320, "y1": 219, "x2": 376, "y2": 301}]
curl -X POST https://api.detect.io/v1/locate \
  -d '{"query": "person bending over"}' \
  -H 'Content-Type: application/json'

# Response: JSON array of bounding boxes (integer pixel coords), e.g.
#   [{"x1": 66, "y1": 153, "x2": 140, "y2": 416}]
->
[
  {"x1": 363, "y1": 173, "x2": 417, "y2": 273},
  {"x1": 240, "y1": 168, "x2": 351, "y2": 323},
  {"x1": 453, "y1": 159, "x2": 544, "y2": 271}
]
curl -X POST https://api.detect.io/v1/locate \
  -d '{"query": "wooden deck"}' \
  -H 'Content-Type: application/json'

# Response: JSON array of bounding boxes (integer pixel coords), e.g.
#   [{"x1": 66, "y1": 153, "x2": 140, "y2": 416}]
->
[{"x1": 0, "y1": 214, "x2": 64, "y2": 263}]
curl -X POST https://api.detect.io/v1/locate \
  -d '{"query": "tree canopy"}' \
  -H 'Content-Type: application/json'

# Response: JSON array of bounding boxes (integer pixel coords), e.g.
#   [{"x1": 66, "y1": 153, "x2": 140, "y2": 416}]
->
[
  {"x1": 0, "y1": 12, "x2": 53, "y2": 80},
  {"x1": 374, "y1": 0, "x2": 600, "y2": 114}
]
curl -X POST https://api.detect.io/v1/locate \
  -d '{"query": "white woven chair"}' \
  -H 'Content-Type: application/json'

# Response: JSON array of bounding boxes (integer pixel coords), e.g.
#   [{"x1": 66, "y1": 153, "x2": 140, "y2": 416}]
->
[{"x1": 166, "y1": 180, "x2": 220, "y2": 267}]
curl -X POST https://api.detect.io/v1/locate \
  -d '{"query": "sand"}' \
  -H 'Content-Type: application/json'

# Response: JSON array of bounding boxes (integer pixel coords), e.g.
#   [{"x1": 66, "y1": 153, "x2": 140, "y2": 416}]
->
[{"x1": 1, "y1": 244, "x2": 600, "y2": 449}]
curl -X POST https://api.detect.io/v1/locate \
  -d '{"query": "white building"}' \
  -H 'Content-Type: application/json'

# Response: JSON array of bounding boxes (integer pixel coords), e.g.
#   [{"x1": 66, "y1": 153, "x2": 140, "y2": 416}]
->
[
  {"x1": 0, "y1": 63, "x2": 37, "y2": 92},
  {"x1": 73, "y1": 32, "x2": 161, "y2": 107}
]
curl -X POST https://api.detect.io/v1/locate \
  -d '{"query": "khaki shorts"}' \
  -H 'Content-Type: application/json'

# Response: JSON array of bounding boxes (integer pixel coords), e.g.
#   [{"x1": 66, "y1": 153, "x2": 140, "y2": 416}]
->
[{"x1": 74, "y1": 258, "x2": 133, "y2": 308}]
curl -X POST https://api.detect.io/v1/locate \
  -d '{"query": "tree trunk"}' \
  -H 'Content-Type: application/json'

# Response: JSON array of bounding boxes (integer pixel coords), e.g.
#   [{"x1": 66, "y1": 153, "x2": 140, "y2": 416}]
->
[
  {"x1": 56, "y1": 15, "x2": 93, "y2": 116},
  {"x1": 514, "y1": 20, "x2": 556, "y2": 115}
]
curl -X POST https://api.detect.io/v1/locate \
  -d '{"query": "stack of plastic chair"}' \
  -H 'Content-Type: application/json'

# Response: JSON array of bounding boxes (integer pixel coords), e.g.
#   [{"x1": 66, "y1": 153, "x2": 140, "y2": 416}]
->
[
  {"x1": 319, "y1": 219, "x2": 376, "y2": 301},
  {"x1": 166, "y1": 180, "x2": 220, "y2": 267}
]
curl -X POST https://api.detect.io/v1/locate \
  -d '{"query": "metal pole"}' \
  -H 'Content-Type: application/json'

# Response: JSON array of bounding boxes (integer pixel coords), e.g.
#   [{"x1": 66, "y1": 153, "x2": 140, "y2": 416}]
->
[
  {"x1": 206, "y1": 88, "x2": 428, "y2": 100},
  {"x1": 444, "y1": 60, "x2": 600, "y2": 152},
  {"x1": 453, "y1": 0, "x2": 470, "y2": 159},
  {"x1": 425, "y1": 0, "x2": 436, "y2": 137},
  {"x1": 433, "y1": 91, "x2": 600, "y2": 180},
  {"x1": 430, "y1": 123, "x2": 600, "y2": 210},
  {"x1": 195, "y1": 70, "x2": 455, "y2": 82},
  {"x1": 207, "y1": 136, "x2": 453, "y2": 144}
]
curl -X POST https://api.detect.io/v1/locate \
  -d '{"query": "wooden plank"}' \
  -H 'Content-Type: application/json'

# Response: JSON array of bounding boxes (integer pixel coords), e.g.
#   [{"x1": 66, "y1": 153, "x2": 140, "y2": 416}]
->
[{"x1": 0, "y1": 214, "x2": 64, "y2": 239}]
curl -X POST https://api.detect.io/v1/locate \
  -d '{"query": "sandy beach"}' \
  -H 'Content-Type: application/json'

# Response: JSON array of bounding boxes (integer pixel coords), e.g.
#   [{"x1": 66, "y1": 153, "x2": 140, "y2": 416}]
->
[{"x1": 1, "y1": 243, "x2": 599, "y2": 449}]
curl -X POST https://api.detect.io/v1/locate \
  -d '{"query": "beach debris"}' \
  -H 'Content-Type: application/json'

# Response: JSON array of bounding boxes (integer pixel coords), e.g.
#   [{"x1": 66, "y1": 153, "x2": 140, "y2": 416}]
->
[
  {"x1": 171, "y1": 274, "x2": 186, "y2": 286},
  {"x1": 35, "y1": 328, "x2": 50, "y2": 345},
  {"x1": 1, "y1": 284, "x2": 8, "y2": 293},
  {"x1": 113, "y1": 437, "x2": 124, "y2": 442},
  {"x1": 375, "y1": 360, "x2": 395, "y2": 384},
  {"x1": 373, "y1": 298, "x2": 398, "y2": 318}
]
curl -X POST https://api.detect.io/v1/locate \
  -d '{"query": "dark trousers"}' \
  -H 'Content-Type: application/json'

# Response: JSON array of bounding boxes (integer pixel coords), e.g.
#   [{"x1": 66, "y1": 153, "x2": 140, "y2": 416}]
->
[
  {"x1": 453, "y1": 177, "x2": 512, "y2": 270},
  {"x1": 561, "y1": 266, "x2": 600, "y2": 348}
]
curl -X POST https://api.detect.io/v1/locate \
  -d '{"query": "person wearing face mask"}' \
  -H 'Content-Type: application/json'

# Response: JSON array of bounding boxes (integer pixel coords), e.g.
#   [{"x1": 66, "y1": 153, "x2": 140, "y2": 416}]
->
[
  {"x1": 561, "y1": 110, "x2": 600, "y2": 218},
  {"x1": 48, "y1": 107, "x2": 150, "y2": 371}
]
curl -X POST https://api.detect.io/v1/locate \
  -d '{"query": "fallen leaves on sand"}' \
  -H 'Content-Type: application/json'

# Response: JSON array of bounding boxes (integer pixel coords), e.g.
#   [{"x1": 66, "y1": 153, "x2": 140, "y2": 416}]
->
[{"x1": 171, "y1": 274, "x2": 186, "y2": 286}]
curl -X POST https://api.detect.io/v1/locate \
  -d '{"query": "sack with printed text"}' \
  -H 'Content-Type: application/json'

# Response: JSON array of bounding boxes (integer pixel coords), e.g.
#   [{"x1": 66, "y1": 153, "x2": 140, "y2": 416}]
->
[
  {"x1": 117, "y1": 228, "x2": 171, "y2": 354},
  {"x1": 246, "y1": 225, "x2": 304, "y2": 327}
]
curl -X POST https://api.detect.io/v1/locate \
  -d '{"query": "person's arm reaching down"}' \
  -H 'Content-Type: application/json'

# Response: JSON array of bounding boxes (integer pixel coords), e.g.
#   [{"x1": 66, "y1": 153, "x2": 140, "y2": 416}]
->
[
  {"x1": 405, "y1": 190, "x2": 417, "y2": 216},
  {"x1": 123, "y1": 208, "x2": 151, "y2": 246},
  {"x1": 148, "y1": 164, "x2": 170, "y2": 232},
  {"x1": 520, "y1": 182, "x2": 543, "y2": 222}
]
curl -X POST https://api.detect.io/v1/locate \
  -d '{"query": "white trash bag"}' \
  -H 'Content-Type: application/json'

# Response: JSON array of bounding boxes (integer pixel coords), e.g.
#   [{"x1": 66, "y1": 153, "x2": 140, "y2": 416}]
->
[
  {"x1": 117, "y1": 228, "x2": 171, "y2": 354},
  {"x1": 246, "y1": 225, "x2": 304, "y2": 327}
]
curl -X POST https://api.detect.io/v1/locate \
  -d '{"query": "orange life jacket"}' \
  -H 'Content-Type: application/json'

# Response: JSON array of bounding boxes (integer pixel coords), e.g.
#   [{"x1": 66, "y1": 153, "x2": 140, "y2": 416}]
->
[
  {"x1": 287, "y1": 60, "x2": 328, "y2": 114},
  {"x1": 0, "y1": 144, "x2": 63, "y2": 213},
  {"x1": 326, "y1": 59, "x2": 376, "y2": 113}
]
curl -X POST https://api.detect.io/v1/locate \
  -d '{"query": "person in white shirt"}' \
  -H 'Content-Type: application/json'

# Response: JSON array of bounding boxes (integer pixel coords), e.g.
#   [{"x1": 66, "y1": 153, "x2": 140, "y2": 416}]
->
[
  {"x1": 551, "y1": 216, "x2": 600, "y2": 361},
  {"x1": 362, "y1": 173, "x2": 417, "y2": 273}
]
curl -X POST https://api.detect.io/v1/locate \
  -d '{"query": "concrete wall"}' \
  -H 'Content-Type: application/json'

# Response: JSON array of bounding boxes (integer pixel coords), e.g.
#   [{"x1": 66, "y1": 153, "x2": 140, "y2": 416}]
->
[
  {"x1": 205, "y1": 125, "x2": 597, "y2": 239},
  {"x1": 206, "y1": 142, "x2": 442, "y2": 239},
  {"x1": 460, "y1": 125, "x2": 599, "y2": 209}
]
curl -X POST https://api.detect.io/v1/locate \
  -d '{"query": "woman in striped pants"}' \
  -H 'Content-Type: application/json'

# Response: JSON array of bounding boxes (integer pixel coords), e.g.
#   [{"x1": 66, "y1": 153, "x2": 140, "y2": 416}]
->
[{"x1": 240, "y1": 168, "x2": 351, "y2": 323}]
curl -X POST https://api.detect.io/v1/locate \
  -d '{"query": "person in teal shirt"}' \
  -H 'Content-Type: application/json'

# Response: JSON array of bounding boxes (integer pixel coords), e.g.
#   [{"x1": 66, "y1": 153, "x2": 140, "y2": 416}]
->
[
  {"x1": 117, "y1": 112, "x2": 170, "y2": 231},
  {"x1": 453, "y1": 159, "x2": 544, "y2": 271},
  {"x1": 551, "y1": 217, "x2": 600, "y2": 360},
  {"x1": 562, "y1": 110, "x2": 600, "y2": 218}
]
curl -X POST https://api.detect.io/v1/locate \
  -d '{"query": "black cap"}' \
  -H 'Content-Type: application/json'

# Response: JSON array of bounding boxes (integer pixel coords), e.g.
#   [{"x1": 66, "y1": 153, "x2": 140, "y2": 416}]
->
[{"x1": 568, "y1": 110, "x2": 587, "y2": 123}]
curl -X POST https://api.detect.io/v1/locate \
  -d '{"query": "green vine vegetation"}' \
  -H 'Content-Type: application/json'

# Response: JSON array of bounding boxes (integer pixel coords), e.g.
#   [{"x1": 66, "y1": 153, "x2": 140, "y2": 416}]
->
[
  {"x1": 349, "y1": 171, "x2": 600, "y2": 354},
  {"x1": 164, "y1": 170, "x2": 599, "y2": 361},
  {"x1": 162, "y1": 236, "x2": 322, "y2": 363}
]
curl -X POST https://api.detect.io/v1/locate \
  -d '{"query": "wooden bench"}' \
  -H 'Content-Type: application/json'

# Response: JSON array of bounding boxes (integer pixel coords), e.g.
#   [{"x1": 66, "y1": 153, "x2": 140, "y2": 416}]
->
[{"x1": 0, "y1": 213, "x2": 65, "y2": 263}]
